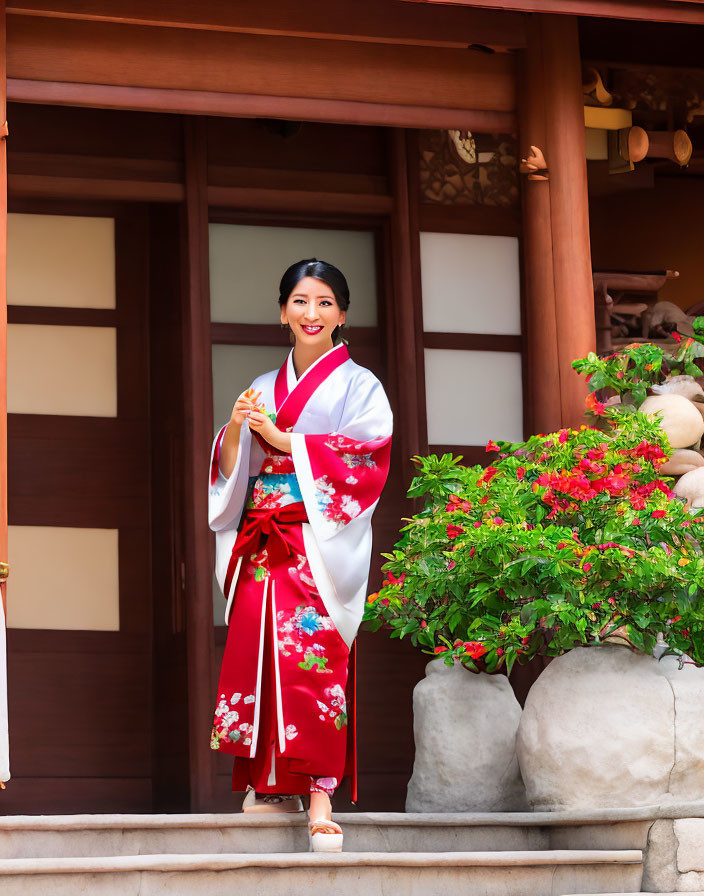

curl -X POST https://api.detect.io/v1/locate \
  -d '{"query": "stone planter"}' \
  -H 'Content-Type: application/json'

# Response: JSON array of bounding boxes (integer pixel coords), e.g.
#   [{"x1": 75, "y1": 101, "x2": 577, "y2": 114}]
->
[
  {"x1": 516, "y1": 644, "x2": 704, "y2": 811},
  {"x1": 406, "y1": 659, "x2": 527, "y2": 812}
]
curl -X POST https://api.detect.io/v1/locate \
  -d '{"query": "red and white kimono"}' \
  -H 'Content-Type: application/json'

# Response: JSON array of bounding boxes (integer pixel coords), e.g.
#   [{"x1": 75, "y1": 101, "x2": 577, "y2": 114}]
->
[{"x1": 208, "y1": 344, "x2": 392, "y2": 797}]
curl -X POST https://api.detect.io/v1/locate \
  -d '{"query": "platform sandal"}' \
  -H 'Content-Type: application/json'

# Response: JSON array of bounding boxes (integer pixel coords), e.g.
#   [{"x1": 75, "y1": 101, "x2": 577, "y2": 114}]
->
[{"x1": 308, "y1": 817, "x2": 343, "y2": 852}]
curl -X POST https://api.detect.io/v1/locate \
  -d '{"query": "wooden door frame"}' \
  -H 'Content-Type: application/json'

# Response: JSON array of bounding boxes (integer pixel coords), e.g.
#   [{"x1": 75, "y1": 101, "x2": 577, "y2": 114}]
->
[
  {"x1": 0, "y1": 0, "x2": 8, "y2": 617},
  {"x1": 188, "y1": 129, "x2": 426, "y2": 809}
]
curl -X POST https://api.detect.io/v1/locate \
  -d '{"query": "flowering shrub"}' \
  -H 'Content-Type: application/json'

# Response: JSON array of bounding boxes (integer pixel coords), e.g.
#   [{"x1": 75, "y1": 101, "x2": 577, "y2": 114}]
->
[
  {"x1": 572, "y1": 321, "x2": 704, "y2": 407},
  {"x1": 364, "y1": 405, "x2": 704, "y2": 674}
]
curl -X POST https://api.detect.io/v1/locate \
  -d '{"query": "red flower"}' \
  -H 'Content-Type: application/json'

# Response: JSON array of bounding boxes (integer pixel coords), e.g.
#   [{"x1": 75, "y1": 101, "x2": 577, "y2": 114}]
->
[
  {"x1": 447, "y1": 560, "x2": 456, "y2": 571},
  {"x1": 469, "y1": 546, "x2": 476, "y2": 557},
  {"x1": 493, "y1": 516, "x2": 505, "y2": 526},
  {"x1": 586, "y1": 445, "x2": 607, "y2": 461},
  {"x1": 652, "y1": 509, "x2": 667, "y2": 519},
  {"x1": 604, "y1": 473, "x2": 629, "y2": 494},
  {"x1": 380, "y1": 598, "x2": 390, "y2": 606},
  {"x1": 583, "y1": 562, "x2": 592, "y2": 571},
  {"x1": 672, "y1": 331, "x2": 682, "y2": 343},
  {"x1": 447, "y1": 524, "x2": 465, "y2": 540},
  {"x1": 387, "y1": 572, "x2": 406, "y2": 585},
  {"x1": 480, "y1": 466, "x2": 499, "y2": 485},
  {"x1": 474, "y1": 521, "x2": 481, "y2": 529},
  {"x1": 420, "y1": 621, "x2": 427, "y2": 628},
  {"x1": 463, "y1": 641, "x2": 487, "y2": 660},
  {"x1": 592, "y1": 601, "x2": 602, "y2": 610},
  {"x1": 516, "y1": 467, "x2": 526, "y2": 481},
  {"x1": 486, "y1": 440, "x2": 499, "y2": 453},
  {"x1": 433, "y1": 646, "x2": 446, "y2": 655},
  {"x1": 496, "y1": 648, "x2": 505, "y2": 657},
  {"x1": 632, "y1": 518, "x2": 642, "y2": 526},
  {"x1": 585, "y1": 392, "x2": 606, "y2": 415},
  {"x1": 558, "y1": 430, "x2": 569, "y2": 443}
]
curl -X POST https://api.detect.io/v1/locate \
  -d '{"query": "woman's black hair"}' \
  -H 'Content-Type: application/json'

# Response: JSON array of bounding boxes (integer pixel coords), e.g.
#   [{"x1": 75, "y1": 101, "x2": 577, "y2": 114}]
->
[{"x1": 278, "y1": 258, "x2": 350, "y2": 344}]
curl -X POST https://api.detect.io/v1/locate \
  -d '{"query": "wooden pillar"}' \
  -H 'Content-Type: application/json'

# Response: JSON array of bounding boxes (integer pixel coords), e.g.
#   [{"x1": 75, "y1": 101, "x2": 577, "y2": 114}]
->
[
  {"x1": 181, "y1": 116, "x2": 216, "y2": 812},
  {"x1": 517, "y1": 16, "x2": 561, "y2": 435},
  {"x1": 541, "y1": 14, "x2": 595, "y2": 427},
  {"x1": 0, "y1": 2, "x2": 8, "y2": 790},
  {"x1": 519, "y1": 14, "x2": 596, "y2": 431},
  {"x1": 0, "y1": 6, "x2": 6, "y2": 615},
  {"x1": 388, "y1": 129, "x2": 426, "y2": 484}
]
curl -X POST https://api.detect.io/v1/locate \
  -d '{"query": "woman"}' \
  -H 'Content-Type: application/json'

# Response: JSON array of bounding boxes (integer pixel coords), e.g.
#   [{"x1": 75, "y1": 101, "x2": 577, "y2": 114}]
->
[{"x1": 208, "y1": 258, "x2": 392, "y2": 851}]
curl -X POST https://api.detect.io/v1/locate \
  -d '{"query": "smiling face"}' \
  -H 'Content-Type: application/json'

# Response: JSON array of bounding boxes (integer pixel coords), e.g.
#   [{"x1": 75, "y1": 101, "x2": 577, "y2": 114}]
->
[{"x1": 280, "y1": 276, "x2": 346, "y2": 348}]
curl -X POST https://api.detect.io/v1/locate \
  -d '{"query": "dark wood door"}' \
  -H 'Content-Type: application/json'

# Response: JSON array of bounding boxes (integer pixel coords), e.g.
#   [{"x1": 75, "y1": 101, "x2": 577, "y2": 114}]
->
[{"x1": 3, "y1": 202, "x2": 153, "y2": 813}]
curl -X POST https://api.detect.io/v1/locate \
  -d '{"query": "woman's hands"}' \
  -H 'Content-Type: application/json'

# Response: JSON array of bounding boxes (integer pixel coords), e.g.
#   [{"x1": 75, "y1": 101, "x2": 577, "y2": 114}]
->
[
  {"x1": 231, "y1": 389, "x2": 262, "y2": 426},
  {"x1": 222, "y1": 389, "x2": 292, "y2": 472},
  {"x1": 247, "y1": 411, "x2": 292, "y2": 455},
  {"x1": 219, "y1": 389, "x2": 262, "y2": 478}
]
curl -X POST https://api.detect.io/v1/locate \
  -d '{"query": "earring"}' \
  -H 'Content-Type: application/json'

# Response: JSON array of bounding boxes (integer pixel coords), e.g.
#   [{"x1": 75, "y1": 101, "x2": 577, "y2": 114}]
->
[{"x1": 281, "y1": 322, "x2": 294, "y2": 345}]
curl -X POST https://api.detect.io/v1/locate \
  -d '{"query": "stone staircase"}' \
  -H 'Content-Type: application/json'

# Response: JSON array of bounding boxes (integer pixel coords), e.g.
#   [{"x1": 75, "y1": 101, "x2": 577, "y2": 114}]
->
[{"x1": 0, "y1": 809, "x2": 653, "y2": 895}]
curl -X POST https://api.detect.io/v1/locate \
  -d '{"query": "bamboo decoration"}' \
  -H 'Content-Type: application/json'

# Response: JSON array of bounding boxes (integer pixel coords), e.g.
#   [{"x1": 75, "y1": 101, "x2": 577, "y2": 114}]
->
[
  {"x1": 626, "y1": 126, "x2": 649, "y2": 163},
  {"x1": 644, "y1": 129, "x2": 693, "y2": 166}
]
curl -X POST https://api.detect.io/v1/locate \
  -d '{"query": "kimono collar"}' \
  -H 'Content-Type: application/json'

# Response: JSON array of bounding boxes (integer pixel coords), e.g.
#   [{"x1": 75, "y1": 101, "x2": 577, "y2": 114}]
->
[{"x1": 274, "y1": 343, "x2": 349, "y2": 429}]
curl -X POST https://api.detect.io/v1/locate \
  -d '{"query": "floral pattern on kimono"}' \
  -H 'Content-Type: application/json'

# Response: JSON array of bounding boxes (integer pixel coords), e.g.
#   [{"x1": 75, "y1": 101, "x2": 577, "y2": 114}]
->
[{"x1": 303, "y1": 433, "x2": 392, "y2": 535}]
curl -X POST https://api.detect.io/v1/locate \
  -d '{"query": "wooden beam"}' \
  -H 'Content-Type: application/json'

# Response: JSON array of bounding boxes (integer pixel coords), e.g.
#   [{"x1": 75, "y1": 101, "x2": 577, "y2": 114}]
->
[
  {"x1": 405, "y1": 130, "x2": 428, "y2": 460},
  {"x1": 419, "y1": 204, "x2": 522, "y2": 237},
  {"x1": 388, "y1": 129, "x2": 426, "y2": 482},
  {"x1": 8, "y1": 173, "x2": 184, "y2": 202},
  {"x1": 180, "y1": 117, "x2": 216, "y2": 812},
  {"x1": 7, "y1": 306, "x2": 116, "y2": 326},
  {"x1": 517, "y1": 16, "x2": 561, "y2": 436},
  {"x1": 540, "y1": 14, "x2": 596, "y2": 428},
  {"x1": 401, "y1": 0, "x2": 704, "y2": 26},
  {"x1": 424, "y1": 332, "x2": 522, "y2": 352},
  {"x1": 207, "y1": 186, "x2": 392, "y2": 216},
  {"x1": 6, "y1": 16, "x2": 516, "y2": 113},
  {"x1": 6, "y1": 0, "x2": 529, "y2": 50},
  {"x1": 0, "y1": 6, "x2": 7, "y2": 618},
  {"x1": 8, "y1": 79, "x2": 516, "y2": 132}
]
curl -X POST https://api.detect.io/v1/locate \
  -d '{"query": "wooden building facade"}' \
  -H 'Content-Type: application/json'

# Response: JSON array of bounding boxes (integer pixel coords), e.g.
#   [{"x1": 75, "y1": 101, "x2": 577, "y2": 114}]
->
[{"x1": 0, "y1": 0, "x2": 702, "y2": 814}]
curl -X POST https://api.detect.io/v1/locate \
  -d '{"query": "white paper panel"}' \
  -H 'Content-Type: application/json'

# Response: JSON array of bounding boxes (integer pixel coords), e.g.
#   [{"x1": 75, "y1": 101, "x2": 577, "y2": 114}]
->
[
  {"x1": 212, "y1": 344, "x2": 289, "y2": 434},
  {"x1": 425, "y1": 348, "x2": 523, "y2": 445},
  {"x1": 7, "y1": 526, "x2": 120, "y2": 631},
  {"x1": 210, "y1": 224, "x2": 377, "y2": 326},
  {"x1": 8, "y1": 324, "x2": 117, "y2": 417},
  {"x1": 420, "y1": 232, "x2": 521, "y2": 335},
  {"x1": 8, "y1": 213, "x2": 116, "y2": 309}
]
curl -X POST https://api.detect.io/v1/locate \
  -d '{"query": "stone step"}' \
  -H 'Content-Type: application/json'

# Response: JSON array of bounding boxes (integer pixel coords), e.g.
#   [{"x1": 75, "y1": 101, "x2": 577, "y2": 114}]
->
[
  {"x1": 0, "y1": 808, "x2": 661, "y2": 858},
  {"x1": 0, "y1": 849, "x2": 644, "y2": 896}
]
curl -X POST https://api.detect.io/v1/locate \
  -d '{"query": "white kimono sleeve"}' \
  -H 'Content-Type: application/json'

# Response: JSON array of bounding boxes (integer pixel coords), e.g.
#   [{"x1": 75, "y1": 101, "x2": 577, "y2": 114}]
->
[{"x1": 290, "y1": 374, "x2": 393, "y2": 646}]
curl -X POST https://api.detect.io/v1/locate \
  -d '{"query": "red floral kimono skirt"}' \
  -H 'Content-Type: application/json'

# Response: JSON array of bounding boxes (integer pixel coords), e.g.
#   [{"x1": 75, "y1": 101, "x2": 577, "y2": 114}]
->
[{"x1": 211, "y1": 453, "x2": 351, "y2": 797}]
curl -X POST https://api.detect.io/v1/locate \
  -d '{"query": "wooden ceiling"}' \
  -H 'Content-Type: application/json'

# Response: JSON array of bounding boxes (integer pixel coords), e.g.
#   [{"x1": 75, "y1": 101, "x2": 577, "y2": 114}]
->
[
  {"x1": 402, "y1": 0, "x2": 704, "y2": 27},
  {"x1": 4, "y1": 0, "x2": 523, "y2": 129}
]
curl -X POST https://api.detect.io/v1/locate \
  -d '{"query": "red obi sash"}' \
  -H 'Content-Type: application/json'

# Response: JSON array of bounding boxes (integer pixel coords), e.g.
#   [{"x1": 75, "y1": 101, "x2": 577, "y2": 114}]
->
[{"x1": 223, "y1": 502, "x2": 308, "y2": 600}]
